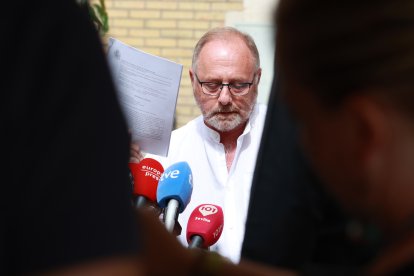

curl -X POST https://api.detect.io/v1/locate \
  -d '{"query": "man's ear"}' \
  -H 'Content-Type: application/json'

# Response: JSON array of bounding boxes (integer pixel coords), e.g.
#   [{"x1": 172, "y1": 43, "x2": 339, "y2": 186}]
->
[
  {"x1": 346, "y1": 95, "x2": 389, "y2": 180},
  {"x1": 256, "y1": 68, "x2": 262, "y2": 84},
  {"x1": 189, "y1": 68, "x2": 195, "y2": 86}
]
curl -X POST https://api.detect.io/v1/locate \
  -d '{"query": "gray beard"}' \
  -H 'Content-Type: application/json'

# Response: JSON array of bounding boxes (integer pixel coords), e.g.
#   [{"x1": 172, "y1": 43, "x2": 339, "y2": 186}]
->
[
  {"x1": 195, "y1": 91, "x2": 257, "y2": 133},
  {"x1": 205, "y1": 112, "x2": 244, "y2": 132}
]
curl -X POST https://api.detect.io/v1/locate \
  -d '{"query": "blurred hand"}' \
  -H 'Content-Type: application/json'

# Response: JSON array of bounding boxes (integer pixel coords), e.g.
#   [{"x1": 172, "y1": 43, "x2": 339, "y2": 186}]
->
[
  {"x1": 130, "y1": 143, "x2": 144, "y2": 163},
  {"x1": 136, "y1": 208, "x2": 197, "y2": 275},
  {"x1": 137, "y1": 208, "x2": 298, "y2": 276},
  {"x1": 159, "y1": 211, "x2": 182, "y2": 236}
]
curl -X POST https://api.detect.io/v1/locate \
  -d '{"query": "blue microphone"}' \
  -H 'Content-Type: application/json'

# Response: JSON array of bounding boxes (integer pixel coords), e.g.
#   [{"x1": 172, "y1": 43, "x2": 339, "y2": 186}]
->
[{"x1": 157, "y1": 161, "x2": 193, "y2": 233}]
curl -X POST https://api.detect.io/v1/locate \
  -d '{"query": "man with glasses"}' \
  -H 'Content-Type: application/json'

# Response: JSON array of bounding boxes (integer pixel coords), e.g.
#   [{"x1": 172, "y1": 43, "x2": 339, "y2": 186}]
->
[{"x1": 131, "y1": 27, "x2": 266, "y2": 263}]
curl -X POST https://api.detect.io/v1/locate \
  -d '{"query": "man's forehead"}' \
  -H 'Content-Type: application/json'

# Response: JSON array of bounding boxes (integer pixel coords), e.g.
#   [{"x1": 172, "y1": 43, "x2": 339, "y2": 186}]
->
[
  {"x1": 198, "y1": 39, "x2": 255, "y2": 67},
  {"x1": 200, "y1": 36, "x2": 248, "y2": 54}
]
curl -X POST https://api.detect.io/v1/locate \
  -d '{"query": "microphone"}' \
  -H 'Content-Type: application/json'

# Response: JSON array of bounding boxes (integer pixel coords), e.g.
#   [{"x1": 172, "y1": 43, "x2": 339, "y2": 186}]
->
[
  {"x1": 157, "y1": 161, "x2": 193, "y2": 233},
  {"x1": 186, "y1": 204, "x2": 224, "y2": 249},
  {"x1": 129, "y1": 158, "x2": 164, "y2": 208}
]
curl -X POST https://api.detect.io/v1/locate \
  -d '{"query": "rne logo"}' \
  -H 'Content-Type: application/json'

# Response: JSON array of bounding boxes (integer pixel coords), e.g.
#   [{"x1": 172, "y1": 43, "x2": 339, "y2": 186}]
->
[{"x1": 160, "y1": 169, "x2": 180, "y2": 181}]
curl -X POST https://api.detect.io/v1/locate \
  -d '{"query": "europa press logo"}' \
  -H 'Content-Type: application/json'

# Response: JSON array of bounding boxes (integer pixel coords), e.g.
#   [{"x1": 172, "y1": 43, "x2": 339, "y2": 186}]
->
[{"x1": 141, "y1": 165, "x2": 162, "y2": 181}]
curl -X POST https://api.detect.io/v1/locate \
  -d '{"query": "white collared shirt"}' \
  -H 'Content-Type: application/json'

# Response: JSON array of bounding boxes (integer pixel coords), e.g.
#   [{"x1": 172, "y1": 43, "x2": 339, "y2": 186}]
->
[{"x1": 149, "y1": 103, "x2": 267, "y2": 263}]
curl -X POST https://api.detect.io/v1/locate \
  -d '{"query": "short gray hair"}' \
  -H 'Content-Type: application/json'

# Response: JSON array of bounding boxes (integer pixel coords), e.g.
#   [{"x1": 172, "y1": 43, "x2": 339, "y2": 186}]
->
[{"x1": 191, "y1": 27, "x2": 260, "y2": 71}]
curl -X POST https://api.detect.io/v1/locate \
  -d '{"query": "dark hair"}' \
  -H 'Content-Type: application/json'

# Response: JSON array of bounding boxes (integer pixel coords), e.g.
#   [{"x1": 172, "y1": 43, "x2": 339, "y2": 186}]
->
[
  {"x1": 192, "y1": 27, "x2": 260, "y2": 71},
  {"x1": 276, "y1": 0, "x2": 414, "y2": 114}
]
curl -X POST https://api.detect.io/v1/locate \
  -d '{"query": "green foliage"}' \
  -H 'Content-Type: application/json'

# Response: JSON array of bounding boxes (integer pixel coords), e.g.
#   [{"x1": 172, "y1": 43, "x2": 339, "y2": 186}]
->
[{"x1": 78, "y1": 0, "x2": 109, "y2": 37}]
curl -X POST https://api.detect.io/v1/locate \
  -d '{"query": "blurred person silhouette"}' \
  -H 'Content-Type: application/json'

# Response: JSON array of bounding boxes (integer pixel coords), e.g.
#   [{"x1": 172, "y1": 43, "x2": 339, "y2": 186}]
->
[
  {"x1": 276, "y1": 0, "x2": 414, "y2": 274},
  {"x1": 1, "y1": 0, "x2": 144, "y2": 274},
  {"x1": 242, "y1": 74, "x2": 379, "y2": 274}
]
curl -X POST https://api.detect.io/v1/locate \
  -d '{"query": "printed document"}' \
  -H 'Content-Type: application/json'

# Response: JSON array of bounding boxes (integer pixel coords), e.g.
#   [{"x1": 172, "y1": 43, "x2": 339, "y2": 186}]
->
[{"x1": 107, "y1": 38, "x2": 182, "y2": 156}]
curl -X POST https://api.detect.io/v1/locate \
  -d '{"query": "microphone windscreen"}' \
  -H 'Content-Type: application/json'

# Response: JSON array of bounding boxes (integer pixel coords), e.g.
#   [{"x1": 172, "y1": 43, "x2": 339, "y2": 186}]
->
[
  {"x1": 186, "y1": 204, "x2": 224, "y2": 248},
  {"x1": 157, "y1": 161, "x2": 193, "y2": 212},
  {"x1": 129, "y1": 158, "x2": 164, "y2": 202}
]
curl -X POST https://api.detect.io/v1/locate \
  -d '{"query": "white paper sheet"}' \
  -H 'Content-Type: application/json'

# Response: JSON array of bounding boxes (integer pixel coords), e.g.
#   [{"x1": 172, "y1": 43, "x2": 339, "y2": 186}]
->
[{"x1": 107, "y1": 38, "x2": 182, "y2": 156}]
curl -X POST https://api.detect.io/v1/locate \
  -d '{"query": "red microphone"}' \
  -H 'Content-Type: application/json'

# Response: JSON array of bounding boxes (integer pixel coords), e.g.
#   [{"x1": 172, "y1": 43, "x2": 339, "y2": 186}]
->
[
  {"x1": 186, "y1": 204, "x2": 224, "y2": 249},
  {"x1": 128, "y1": 158, "x2": 164, "y2": 208}
]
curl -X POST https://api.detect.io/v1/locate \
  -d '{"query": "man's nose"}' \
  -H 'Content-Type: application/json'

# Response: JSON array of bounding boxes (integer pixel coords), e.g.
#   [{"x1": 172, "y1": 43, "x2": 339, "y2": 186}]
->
[{"x1": 217, "y1": 85, "x2": 232, "y2": 105}]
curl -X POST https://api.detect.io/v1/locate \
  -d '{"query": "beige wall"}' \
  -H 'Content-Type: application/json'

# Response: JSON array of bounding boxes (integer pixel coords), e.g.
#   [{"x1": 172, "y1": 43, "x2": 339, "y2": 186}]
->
[
  {"x1": 226, "y1": 0, "x2": 279, "y2": 105},
  {"x1": 104, "y1": 0, "x2": 244, "y2": 128}
]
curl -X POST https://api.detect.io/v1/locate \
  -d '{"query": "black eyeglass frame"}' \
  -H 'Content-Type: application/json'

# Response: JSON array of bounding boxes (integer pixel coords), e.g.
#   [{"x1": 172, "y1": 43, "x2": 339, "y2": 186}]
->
[{"x1": 194, "y1": 73, "x2": 255, "y2": 97}]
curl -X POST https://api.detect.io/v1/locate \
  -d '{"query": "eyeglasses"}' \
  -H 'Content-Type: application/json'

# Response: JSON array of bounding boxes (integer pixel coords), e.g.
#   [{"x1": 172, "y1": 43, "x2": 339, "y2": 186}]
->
[{"x1": 194, "y1": 73, "x2": 255, "y2": 97}]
